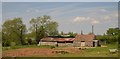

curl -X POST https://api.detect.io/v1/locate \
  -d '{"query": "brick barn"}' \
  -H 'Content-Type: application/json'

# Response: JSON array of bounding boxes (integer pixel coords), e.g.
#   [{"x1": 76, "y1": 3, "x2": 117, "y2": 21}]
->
[
  {"x1": 74, "y1": 34, "x2": 95, "y2": 47},
  {"x1": 38, "y1": 34, "x2": 99, "y2": 47}
]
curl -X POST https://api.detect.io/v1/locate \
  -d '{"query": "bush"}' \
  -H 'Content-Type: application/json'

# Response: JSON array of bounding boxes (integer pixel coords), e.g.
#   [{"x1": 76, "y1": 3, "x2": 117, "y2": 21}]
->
[
  {"x1": 51, "y1": 46, "x2": 55, "y2": 49},
  {"x1": 10, "y1": 42, "x2": 16, "y2": 47},
  {"x1": 97, "y1": 35, "x2": 118, "y2": 44}
]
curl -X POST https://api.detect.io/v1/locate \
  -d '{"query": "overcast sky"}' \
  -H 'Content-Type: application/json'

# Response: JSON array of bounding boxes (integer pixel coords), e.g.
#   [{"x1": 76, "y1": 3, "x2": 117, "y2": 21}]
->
[
  {"x1": 0, "y1": 2, "x2": 1, "y2": 29},
  {"x1": 1, "y1": 0, "x2": 119, "y2": 2},
  {"x1": 2, "y1": 2, "x2": 118, "y2": 35}
]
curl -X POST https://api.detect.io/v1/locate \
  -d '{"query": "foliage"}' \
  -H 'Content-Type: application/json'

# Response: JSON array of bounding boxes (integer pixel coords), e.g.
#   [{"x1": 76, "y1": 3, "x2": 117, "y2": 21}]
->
[
  {"x1": 97, "y1": 28, "x2": 119, "y2": 44},
  {"x1": 60, "y1": 31, "x2": 64, "y2": 35},
  {"x1": 97, "y1": 35, "x2": 118, "y2": 44},
  {"x1": 58, "y1": 31, "x2": 77, "y2": 37},
  {"x1": 29, "y1": 15, "x2": 58, "y2": 44},
  {"x1": 2, "y1": 18, "x2": 26, "y2": 46},
  {"x1": 27, "y1": 39, "x2": 32, "y2": 45},
  {"x1": 10, "y1": 42, "x2": 16, "y2": 47},
  {"x1": 68, "y1": 32, "x2": 77, "y2": 37},
  {"x1": 107, "y1": 28, "x2": 119, "y2": 36}
]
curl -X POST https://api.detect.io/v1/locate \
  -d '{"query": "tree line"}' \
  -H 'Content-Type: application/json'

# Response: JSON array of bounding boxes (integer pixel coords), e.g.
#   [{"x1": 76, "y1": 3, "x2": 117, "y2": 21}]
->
[
  {"x1": 96, "y1": 28, "x2": 119, "y2": 44},
  {"x1": 2, "y1": 15, "x2": 119, "y2": 47},
  {"x1": 2, "y1": 15, "x2": 59, "y2": 46}
]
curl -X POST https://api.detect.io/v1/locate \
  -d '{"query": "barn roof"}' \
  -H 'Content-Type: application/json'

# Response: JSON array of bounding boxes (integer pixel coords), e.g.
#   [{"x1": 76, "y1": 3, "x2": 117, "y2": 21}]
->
[
  {"x1": 41, "y1": 34, "x2": 95, "y2": 42},
  {"x1": 54, "y1": 38, "x2": 75, "y2": 42},
  {"x1": 75, "y1": 34, "x2": 95, "y2": 41},
  {"x1": 47, "y1": 36, "x2": 75, "y2": 38},
  {"x1": 41, "y1": 36, "x2": 75, "y2": 42}
]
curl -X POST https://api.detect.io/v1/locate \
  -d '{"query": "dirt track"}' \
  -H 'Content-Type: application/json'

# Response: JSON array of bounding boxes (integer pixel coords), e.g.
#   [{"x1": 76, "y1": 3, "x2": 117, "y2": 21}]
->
[
  {"x1": 2, "y1": 47, "x2": 82, "y2": 57},
  {"x1": 3, "y1": 48, "x2": 55, "y2": 57}
]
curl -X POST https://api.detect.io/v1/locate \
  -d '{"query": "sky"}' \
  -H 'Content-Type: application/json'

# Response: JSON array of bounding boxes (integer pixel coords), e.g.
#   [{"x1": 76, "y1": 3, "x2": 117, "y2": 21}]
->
[
  {"x1": 2, "y1": 2, "x2": 118, "y2": 35},
  {"x1": 0, "y1": 2, "x2": 1, "y2": 30},
  {"x1": 1, "y1": 0, "x2": 120, "y2": 2}
]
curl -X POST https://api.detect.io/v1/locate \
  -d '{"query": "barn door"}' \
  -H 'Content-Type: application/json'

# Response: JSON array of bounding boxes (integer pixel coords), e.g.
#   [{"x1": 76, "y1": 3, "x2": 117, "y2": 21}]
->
[{"x1": 81, "y1": 41, "x2": 85, "y2": 47}]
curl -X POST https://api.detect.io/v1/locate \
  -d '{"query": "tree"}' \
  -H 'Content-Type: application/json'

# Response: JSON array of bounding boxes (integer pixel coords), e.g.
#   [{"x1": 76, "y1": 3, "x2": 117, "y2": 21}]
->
[
  {"x1": 107, "y1": 28, "x2": 119, "y2": 36},
  {"x1": 46, "y1": 21, "x2": 58, "y2": 36},
  {"x1": 97, "y1": 28, "x2": 119, "y2": 44},
  {"x1": 29, "y1": 15, "x2": 58, "y2": 44},
  {"x1": 2, "y1": 18, "x2": 26, "y2": 46},
  {"x1": 27, "y1": 39, "x2": 32, "y2": 45},
  {"x1": 60, "y1": 31, "x2": 64, "y2": 35},
  {"x1": 68, "y1": 32, "x2": 77, "y2": 37}
]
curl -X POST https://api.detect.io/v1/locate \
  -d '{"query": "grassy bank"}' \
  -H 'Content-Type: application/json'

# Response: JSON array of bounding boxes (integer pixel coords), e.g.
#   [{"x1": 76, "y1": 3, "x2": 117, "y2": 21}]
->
[{"x1": 2, "y1": 45, "x2": 55, "y2": 51}]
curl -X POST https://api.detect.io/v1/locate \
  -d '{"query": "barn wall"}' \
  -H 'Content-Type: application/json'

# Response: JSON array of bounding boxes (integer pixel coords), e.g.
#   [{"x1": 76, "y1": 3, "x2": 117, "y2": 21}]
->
[
  {"x1": 85, "y1": 41, "x2": 93, "y2": 47},
  {"x1": 73, "y1": 41, "x2": 93, "y2": 47},
  {"x1": 73, "y1": 42, "x2": 81, "y2": 47},
  {"x1": 39, "y1": 42, "x2": 57, "y2": 46},
  {"x1": 58, "y1": 43, "x2": 73, "y2": 47},
  {"x1": 38, "y1": 41, "x2": 74, "y2": 47}
]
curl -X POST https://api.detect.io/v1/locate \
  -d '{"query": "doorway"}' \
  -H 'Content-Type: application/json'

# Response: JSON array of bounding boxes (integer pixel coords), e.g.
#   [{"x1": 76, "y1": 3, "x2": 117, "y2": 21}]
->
[{"x1": 81, "y1": 41, "x2": 85, "y2": 47}]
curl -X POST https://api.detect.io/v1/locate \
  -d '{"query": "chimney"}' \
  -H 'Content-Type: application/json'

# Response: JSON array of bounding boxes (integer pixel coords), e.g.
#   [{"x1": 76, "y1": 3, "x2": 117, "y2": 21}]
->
[
  {"x1": 81, "y1": 30, "x2": 83, "y2": 35},
  {"x1": 92, "y1": 25, "x2": 94, "y2": 34}
]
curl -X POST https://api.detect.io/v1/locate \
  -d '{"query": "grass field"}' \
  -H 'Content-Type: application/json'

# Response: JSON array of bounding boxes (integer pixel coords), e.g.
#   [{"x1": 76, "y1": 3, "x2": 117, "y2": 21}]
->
[
  {"x1": 57, "y1": 47, "x2": 118, "y2": 57},
  {"x1": 2, "y1": 45, "x2": 56, "y2": 51},
  {"x1": 2, "y1": 43, "x2": 118, "y2": 57}
]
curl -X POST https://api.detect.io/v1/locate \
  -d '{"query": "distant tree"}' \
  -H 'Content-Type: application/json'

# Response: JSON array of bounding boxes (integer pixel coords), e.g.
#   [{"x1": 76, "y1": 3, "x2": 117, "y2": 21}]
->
[
  {"x1": 107, "y1": 28, "x2": 119, "y2": 36},
  {"x1": 88, "y1": 32, "x2": 93, "y2": 35},
  {"x1": 27, "y1": 39, "x2": 32, "y2": 45},
  {"x1": 29, "y1": 15, "x2": 58, "y2": 44},
  {"x1": 60, "y1": 31, "x2": 64, "y2": 35},
  {"x1": 2, "y1": 18, "x2": 26, "y2": 46},
  {"x1": 68, "y1": 32, "x2": 77, "y2": 37},
  {"x1": 46, "y1": 21, "x2": 58, "y2": 36},
  {"x1": 97, "y1": 28, "x2": 119, "y2": 44}
]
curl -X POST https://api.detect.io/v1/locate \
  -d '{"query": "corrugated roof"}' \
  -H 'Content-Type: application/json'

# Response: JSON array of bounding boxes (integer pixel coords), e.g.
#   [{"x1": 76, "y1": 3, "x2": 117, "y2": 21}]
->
[
  {"x1": 41, "y1": 37, "x2": 75, "y2": 42},
  {"x1": 41, "y1": 34, "x2": 95, "y2": 42}
]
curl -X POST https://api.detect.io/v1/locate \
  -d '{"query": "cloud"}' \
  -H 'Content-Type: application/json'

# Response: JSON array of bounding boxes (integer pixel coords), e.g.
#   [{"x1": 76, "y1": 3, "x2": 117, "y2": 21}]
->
[
  {"x1": 26, "y1": 10, "x2": 31, "y2": 13},
  {"x1": 73, "y1": 16, "x2": 100, "y2": 24},
  {"x1": 102, "y1": 12, "x2": 118, "y2": 22},
  {"x1": 100, "y1": 9, "x2": 107, "y2": 12},
  {"x1": 35, "y1": 9, "x2": 40, "y2": 12},
  {"x1": 113, "y1": 13, "x2": 118, "y2": 18},
  {"x1": 73, "y1": 17, "x2": 90, "y2": 22},
  {"x1": 103, "y1": 16, "x2": 111, "y2": 20},
  {"x1": 91, "y1": 20, "x2": 100, "y2": 24}
]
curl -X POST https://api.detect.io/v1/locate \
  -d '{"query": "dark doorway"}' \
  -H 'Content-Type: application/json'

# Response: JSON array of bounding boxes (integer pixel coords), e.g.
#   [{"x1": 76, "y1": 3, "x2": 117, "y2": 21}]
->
[{"x1": 93, "y1": 41, "x2": 95, "y2": 47}]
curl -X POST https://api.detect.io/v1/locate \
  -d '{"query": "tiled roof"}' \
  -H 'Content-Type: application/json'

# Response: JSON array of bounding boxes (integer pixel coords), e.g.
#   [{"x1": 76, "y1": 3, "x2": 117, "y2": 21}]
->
[
  {"x1": 54, "y1": 38, "x2": 75, "y2": 42},
  {"x1": 41, "y1": 34, "x2": 95, "y2": 42},
  {"x1": 75, "y1": 34, "x2": 95, "y2": 41}
]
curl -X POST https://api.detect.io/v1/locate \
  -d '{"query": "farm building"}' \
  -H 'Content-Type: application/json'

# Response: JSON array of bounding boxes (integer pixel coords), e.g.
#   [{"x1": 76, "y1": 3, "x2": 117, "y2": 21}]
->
[
  {"x1": 38, "y1": 36, "x2": 75, "y2": 46},
  {"x1": 38, "y1": 34, "x2": 99, "y2": 47},
  {"x1": 74, "y1": 34, "x2": 98, "y2": 47}
]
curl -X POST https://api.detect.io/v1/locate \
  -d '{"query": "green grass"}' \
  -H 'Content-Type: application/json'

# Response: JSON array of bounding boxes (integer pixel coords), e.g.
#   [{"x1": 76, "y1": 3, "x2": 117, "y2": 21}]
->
[
  {"x1": 2, "y1": 43, "x2": 118, "y2": 57},
  {"x1": 2, "y1": 45, "x2": 55, "y2": 51},
  {"x1": 55, "y1": 43, "x2": 118, "y2": 57}
]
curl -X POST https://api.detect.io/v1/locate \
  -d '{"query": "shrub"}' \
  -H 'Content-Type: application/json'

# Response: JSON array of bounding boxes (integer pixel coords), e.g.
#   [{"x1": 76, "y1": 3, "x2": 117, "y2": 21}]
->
[
  {"x1": 10, "y1": 42, "x2": 16, "y2": 47},
  {"x1": 51, "y1": 46, "x2": 55, "y2": 49}
]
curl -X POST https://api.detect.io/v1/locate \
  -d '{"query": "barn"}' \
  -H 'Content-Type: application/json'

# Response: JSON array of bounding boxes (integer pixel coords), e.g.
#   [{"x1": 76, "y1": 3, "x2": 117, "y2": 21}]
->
[
  {"x1": 74, "y1": 34, "x2": 95, "y2": 47},
  {"x1": 38, "y1": 34, "x2": 99, "y2": 47},
  {"x1": 38, "y1": 36, "x2": 75, "y2": 46}
]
